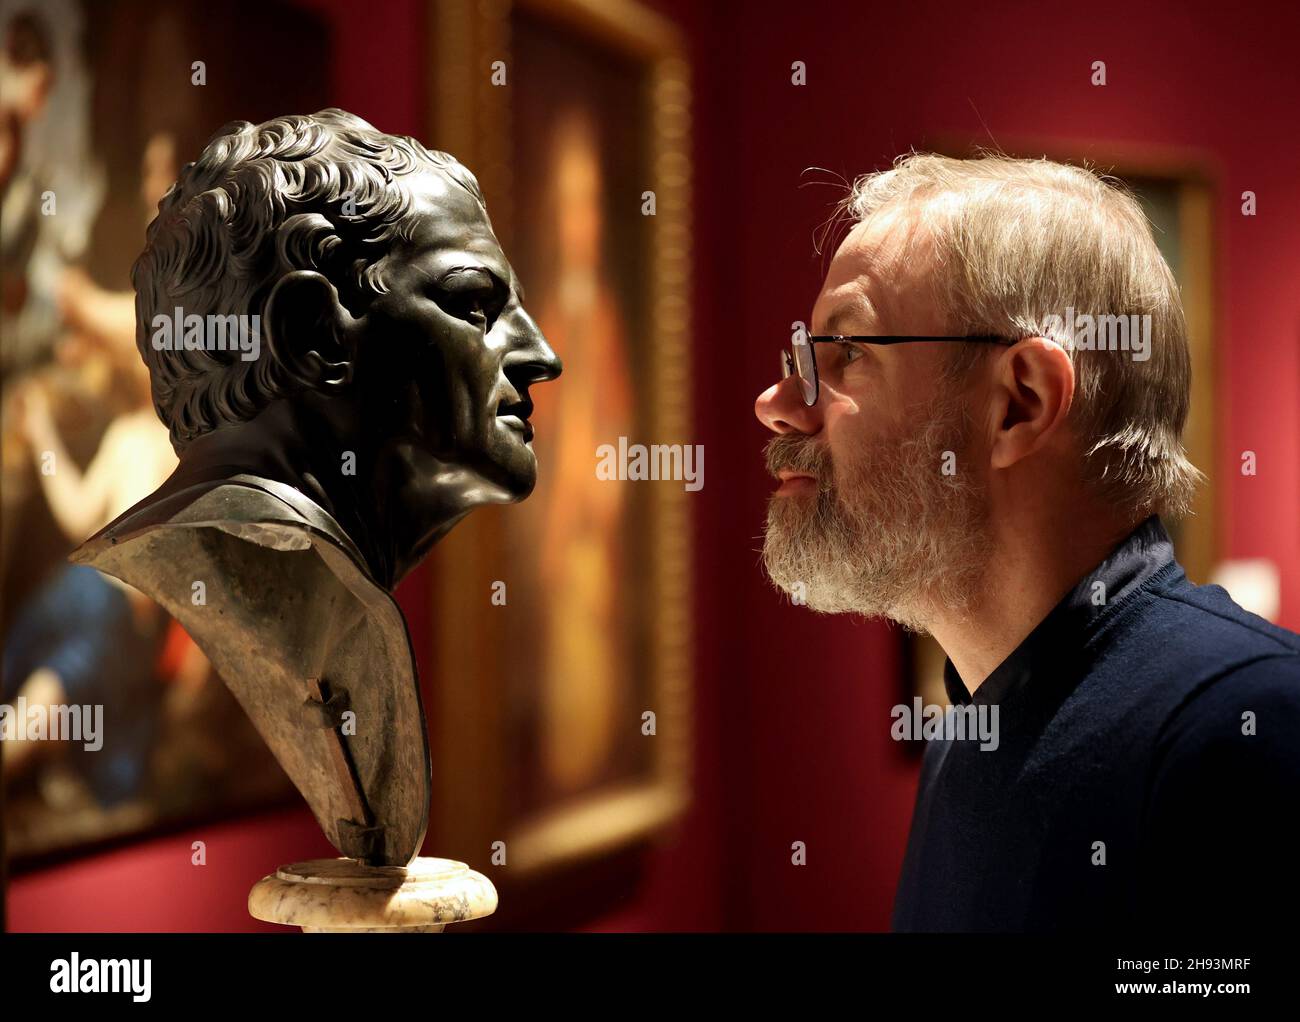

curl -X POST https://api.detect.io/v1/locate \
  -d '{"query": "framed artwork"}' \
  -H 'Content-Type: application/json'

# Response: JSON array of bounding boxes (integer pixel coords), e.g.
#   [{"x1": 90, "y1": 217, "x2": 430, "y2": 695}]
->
[
  {"x1": 0, "y1": 0, "x2": 329, "y2": 866},
  {"x1": 425, "y1": 0, "x2": 693, "y2": 894},
  {"x1": 904, "y1": 140, "x2": 1218, "y2": 712}
]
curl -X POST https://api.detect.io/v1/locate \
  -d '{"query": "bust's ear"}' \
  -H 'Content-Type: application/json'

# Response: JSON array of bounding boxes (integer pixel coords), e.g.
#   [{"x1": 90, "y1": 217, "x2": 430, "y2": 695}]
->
[{"x1": 264, "y1": 270, "x2": 361, "y2": 391}]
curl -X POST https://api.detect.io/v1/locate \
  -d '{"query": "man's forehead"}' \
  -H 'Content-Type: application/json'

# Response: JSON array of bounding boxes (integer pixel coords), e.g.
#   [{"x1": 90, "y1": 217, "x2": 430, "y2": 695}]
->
[{"x1": 815, "y1": 207, "x2": 932, "y2": 330}]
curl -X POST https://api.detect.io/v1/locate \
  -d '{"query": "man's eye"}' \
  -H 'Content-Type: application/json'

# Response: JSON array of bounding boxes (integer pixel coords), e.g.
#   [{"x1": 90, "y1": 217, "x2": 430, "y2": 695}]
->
[{"x1": 840, "y1": 341, "x2": 864, "y2": 365}]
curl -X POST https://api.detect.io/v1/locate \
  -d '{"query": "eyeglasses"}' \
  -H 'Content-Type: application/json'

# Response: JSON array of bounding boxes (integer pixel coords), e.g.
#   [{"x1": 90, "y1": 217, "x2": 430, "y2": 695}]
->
[{"x1": 780, "y1": 334, "x2": 1014, "y2": 406}]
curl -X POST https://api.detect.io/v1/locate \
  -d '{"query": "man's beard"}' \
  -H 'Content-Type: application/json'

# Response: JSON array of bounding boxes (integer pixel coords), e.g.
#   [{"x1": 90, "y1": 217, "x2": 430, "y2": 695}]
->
[{"x1": 761, "y1": 391, "x2": 991, "y2": 632}]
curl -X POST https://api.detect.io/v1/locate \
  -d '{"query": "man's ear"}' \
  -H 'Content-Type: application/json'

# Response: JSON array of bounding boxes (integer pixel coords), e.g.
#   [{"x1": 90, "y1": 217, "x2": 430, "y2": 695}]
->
[
  {"x1": 988, "y1": 337, "x2": 1075, "y2": 470},
  {"x1": 264, "y1": 270, "x2": 362, "y2": 391}
]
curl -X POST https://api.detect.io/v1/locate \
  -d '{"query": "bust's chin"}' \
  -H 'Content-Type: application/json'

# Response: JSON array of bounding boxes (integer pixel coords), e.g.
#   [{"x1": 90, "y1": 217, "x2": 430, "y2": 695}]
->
[
  {"x1": 404, "y1": 440, "x2": 536, "y2": 505},
  {"x1": 485, "y1": 444, "x2": 541, "y2": 503}
]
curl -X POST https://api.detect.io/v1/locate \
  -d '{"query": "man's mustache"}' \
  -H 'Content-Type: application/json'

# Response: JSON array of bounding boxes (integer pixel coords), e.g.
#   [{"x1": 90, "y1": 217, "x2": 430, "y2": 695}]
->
[{"x1": 764, "y1": 433, "x2": 833, "y2": 486}]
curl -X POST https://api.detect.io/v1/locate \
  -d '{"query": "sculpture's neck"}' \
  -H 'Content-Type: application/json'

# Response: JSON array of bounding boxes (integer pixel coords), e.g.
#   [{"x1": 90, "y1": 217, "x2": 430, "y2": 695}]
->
[{"x1": 160, "y1": 398, "x2": 468, "y2": 589}]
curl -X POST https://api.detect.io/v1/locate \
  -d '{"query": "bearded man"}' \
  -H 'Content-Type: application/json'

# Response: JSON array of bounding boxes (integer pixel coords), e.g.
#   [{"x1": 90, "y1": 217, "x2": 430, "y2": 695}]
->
[{"x1": 755, "y1": 153, "x2": 1300, "y2": 934}]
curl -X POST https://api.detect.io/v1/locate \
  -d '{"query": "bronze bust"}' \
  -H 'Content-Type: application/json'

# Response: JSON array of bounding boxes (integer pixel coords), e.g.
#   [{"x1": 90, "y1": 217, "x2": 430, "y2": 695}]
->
[{"x1": 72, "y1": 109, "x2": 561, "y2": 866}]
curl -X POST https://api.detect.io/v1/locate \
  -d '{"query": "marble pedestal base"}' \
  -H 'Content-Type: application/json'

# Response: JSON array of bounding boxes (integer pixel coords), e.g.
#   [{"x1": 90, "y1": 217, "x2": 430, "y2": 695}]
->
[{"x1": 248, "y1": 856, "x2": 498, "y2": 933}]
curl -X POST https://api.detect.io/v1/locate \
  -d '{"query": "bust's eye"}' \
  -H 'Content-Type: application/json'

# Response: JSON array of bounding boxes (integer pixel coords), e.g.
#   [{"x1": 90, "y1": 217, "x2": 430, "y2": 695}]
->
[
  {"x1": 434, "y1": 268, "x2": 504, "y2": 326},
  {"x1": 447, "y1": 291, "x2": 488, "y2": 322}
]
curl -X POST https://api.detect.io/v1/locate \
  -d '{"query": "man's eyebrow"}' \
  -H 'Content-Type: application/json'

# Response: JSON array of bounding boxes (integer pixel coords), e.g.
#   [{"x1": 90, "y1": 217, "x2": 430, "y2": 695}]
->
[{"x1": 822, "y1": 306, "x2": 857, "y2": 335}]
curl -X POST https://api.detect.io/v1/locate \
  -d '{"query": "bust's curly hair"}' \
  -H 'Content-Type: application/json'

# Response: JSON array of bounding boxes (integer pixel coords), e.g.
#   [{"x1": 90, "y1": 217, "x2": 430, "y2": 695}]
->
[{"x1": 132, "y1": 108, "x2": 485, "y2": 452}]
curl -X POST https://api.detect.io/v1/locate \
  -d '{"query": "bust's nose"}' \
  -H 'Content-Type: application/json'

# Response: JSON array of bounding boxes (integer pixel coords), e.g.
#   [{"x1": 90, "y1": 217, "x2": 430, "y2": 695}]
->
[{"x1": 503, "y1": 307, "x2": 562, "y2": 386}]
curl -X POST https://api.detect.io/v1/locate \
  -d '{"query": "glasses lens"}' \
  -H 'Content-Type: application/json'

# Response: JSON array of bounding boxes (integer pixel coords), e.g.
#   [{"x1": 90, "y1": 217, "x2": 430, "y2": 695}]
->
[{"x1": 792, "y1": 336, "x2": 817, "y2": 404}]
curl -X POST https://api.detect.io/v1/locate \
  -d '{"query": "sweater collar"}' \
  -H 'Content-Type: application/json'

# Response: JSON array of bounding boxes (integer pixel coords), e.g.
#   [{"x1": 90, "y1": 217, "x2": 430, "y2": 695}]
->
[{"x1": 942, "y1": 515, "x2": 1178, "y2": 708}]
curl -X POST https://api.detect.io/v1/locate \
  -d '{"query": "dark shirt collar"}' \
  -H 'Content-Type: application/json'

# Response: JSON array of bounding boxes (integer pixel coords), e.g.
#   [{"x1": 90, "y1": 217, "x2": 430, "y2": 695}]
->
[{"x1": 942, "y1": 515, "x2": 1179, "y2": 708}]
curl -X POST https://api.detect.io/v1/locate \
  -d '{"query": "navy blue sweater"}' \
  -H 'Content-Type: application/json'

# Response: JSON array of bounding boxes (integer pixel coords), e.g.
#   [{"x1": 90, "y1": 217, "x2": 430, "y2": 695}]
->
[{"x1": 891, "y1": 516, "x2": 1300, "y2": 933}]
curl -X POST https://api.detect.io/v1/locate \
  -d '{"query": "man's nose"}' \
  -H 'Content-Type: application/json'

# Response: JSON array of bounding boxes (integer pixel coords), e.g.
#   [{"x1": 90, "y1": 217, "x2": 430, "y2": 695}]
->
[{"x1": 755, "y1": 375, "x2": 821, "y2": 434}]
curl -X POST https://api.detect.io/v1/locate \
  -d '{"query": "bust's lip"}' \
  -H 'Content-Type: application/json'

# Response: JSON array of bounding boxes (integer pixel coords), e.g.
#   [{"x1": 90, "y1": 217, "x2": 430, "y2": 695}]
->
[
  {"x1": 495, "y1": 399, "x2": 534, "y2": 442},
  {"x1": 497, "y1": 414, "x2": 532, "y2": 439}
]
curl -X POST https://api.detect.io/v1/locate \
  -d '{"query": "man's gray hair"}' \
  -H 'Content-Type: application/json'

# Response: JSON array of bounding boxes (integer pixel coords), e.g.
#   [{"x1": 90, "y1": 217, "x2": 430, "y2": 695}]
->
[
  {"x1": 133, "y1": 108, "x2": 484, "y2": 452},
  {"x1": 837, "y1": 152, "x2": 1201, "y2": 518}
]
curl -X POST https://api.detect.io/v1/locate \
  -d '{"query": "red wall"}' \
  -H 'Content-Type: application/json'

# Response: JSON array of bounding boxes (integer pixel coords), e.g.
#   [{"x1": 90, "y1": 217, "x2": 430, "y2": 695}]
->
[
  {"x1": 8, "y1": 0, "x2": 1298, "y2": 932},
  {"x1": 694, "y1": 0, "x2": 1300, "y2": 931}
]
